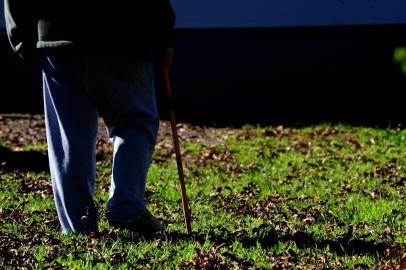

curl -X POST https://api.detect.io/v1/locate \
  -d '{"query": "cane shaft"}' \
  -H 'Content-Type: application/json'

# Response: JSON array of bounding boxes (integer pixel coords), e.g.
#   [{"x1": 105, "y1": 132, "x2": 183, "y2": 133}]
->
[{"x1": 163, "y1": 64, "x2": 192, "y2": 235}]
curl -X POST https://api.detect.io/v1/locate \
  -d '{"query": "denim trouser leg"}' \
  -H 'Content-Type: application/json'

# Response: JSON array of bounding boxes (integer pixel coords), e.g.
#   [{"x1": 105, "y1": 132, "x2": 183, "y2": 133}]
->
[
  {"x1": 106, "y1": 125, "x2": 157, "y2": 220},
  {"x1": 42, "y1": 54, "x2": 159, "y2": 233},
  {"x1": 43, "y1": 57, "x2": 99, "y2": 233},
  {"x1": 101, "y1": 62, "x2": 160, "y2": 220}
]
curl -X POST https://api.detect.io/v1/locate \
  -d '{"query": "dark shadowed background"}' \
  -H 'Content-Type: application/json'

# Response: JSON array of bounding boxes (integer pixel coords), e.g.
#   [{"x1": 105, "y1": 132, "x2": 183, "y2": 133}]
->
[{"x1": 1, "y1": 0, "x2": 406, "y2": 126}]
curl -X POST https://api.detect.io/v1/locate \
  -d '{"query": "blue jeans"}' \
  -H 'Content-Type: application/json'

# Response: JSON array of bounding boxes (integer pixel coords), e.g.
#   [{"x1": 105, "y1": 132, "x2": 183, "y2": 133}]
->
[{"x1": 42, "y1": 53, "x2": 159, "y2": 233}]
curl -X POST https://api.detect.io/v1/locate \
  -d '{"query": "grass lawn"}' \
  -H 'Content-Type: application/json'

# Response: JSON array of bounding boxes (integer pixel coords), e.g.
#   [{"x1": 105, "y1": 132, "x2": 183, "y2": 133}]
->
[{"x1": 0, "y1": 115, "x2": 405, "y2": 269}]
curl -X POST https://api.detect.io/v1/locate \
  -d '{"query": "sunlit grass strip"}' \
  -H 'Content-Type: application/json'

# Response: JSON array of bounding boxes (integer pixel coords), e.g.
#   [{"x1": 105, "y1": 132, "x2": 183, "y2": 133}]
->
[{"x1": 0, "y1": 123, "x2": 405, "y2": 269}]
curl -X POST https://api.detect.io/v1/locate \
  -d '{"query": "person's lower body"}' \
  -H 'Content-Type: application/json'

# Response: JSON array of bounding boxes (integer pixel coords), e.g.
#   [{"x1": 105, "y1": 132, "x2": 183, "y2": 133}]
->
[{"x1": 42, "y1": 53, "x2": 159, "y2": 234}]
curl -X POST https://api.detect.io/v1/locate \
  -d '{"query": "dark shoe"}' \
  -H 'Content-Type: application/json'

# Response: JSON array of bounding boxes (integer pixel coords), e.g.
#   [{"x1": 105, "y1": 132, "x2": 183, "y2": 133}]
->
[{"x1": 108, "y1": 209, "x2": 163, "y2": 235}]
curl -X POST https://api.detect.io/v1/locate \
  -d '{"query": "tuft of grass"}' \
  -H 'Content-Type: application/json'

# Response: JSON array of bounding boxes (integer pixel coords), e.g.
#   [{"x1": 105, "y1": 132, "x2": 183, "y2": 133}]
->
[{"x1": 394, "y1": 47, "x2": 406, "y2": 74}]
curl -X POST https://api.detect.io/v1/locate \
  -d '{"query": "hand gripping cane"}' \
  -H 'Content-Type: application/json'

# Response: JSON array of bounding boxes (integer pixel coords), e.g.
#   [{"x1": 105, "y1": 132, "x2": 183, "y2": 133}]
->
[{"x1": 163, "y1": 49, "x2": 192, "y2": 234}]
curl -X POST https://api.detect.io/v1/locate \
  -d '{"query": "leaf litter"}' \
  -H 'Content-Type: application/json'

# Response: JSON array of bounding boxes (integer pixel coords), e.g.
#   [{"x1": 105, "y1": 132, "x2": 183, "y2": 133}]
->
[{"x1": 0, "y1": 114, "x2": 405, "y2": 269}]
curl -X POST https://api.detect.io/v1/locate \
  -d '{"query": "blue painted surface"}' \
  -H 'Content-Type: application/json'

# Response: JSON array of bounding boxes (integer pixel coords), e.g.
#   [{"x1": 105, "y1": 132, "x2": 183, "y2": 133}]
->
[
  {"x1": 171, "y1": 0, "x2": 406, "y2": 28},
  {"x1": 1, "y1": 0, "x2": 406, "y2": 29}
]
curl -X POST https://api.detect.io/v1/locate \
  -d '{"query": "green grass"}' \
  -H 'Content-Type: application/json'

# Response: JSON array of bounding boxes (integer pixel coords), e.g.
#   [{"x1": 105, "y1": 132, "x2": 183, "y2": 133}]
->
[{"x1": 1, "y1": 121, "x2": 405, "y2": 269}]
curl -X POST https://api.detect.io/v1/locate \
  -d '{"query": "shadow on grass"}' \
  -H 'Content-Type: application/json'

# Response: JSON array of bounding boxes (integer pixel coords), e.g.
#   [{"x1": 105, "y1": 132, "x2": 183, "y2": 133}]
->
[
  {"x1": 0, "y1": 145, "x2": 49, "y2": 172},
  {"x1": 158, "y1": 226, "x2": 390, "y2": 257},
  {"x1": 91, "y1": 225, "x2": 393, "y2": 268}
]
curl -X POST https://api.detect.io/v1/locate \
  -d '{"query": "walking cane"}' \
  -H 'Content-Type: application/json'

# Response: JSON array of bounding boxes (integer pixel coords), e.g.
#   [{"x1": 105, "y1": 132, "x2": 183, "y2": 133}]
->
[{"x1": 162, "y1": 49, "x2": 192, "y2": 234}]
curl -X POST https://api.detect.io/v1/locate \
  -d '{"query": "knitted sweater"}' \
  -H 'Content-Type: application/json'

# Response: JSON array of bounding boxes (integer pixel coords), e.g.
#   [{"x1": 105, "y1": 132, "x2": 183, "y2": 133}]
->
[{"x1": 4, "y1": 0, "x2": 176, "y2": 59}]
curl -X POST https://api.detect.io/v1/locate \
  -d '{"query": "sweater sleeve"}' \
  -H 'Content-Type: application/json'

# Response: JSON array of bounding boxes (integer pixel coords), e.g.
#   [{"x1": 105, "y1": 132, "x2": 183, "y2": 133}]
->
[
  {"x1": 150, "y1": 0, "x2": 176, "y2": 52},
  {"x1": 4, "y1": 0, "x2": 37, "y2": 59},
  {"x1": 161, "y1": 0, "x2": 176, "y2": 49}
]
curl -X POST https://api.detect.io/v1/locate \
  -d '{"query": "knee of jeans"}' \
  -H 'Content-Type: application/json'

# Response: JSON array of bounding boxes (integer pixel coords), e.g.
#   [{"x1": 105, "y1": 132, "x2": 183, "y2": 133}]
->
[{"x1": 110, "y1": 114, "x2": 160, "y2": 143}]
